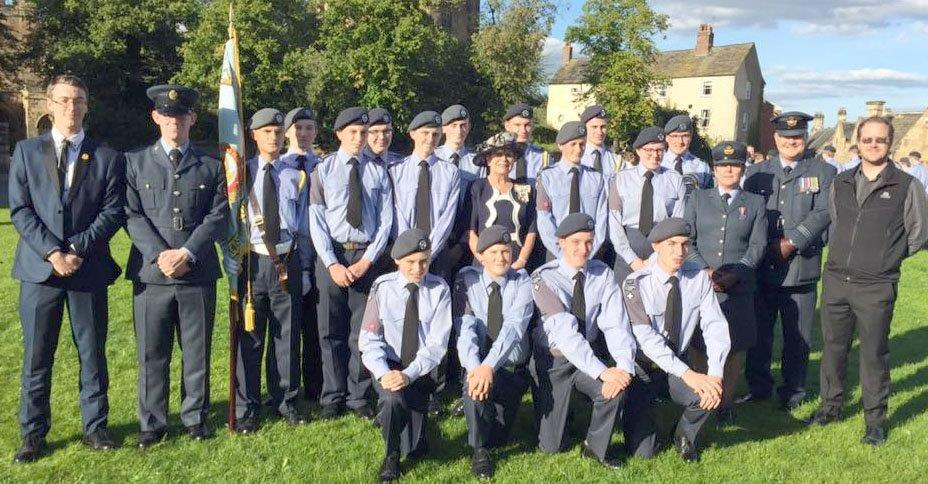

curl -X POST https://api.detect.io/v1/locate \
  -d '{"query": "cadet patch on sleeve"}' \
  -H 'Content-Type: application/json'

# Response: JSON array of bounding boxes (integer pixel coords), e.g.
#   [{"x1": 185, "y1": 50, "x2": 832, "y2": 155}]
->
[
  {"x1": 622, "y1": 278, "x2": 650, "y2": 325},
  {"x1": 532, "y1": 274, "x2": 566, "y2": 317},
  {"x1": 362, "y1": 285, "x2": 381, "y2": 333},
  {"x1": 536, "y1": 181, "x2": 551, "y2": 211}
]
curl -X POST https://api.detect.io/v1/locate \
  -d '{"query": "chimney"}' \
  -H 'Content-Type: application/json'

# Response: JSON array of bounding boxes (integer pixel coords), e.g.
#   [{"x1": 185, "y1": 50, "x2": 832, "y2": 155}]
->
[
  {"x1": 837, "y1": 107, "x2": 847, "y2": 124},
  {"x1": 695, "y1": 24, "x2": 714, "y2": 56},
  {"x1": 866, "y1": 100, "x2": 886, "y2": 118},
  {"x1": 812, "y1": 112, "x2": 824, "y2": 136},
  {"x1": 562, "y1": 42, "x2": 573, "y2": 65}
]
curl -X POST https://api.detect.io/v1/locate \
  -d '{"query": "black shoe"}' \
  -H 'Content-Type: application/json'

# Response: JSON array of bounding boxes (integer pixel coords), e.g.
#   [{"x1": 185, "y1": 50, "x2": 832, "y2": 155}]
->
[
  {"x1": 353, "y1": 405, "x2": 376, "y2": 421},
  {"x1": 427, "y1": 396, "x2": 444, "y2": 418},
  {"x1": 471, "y1": 447, "x2": 494, "y2": 479},
  {"x1": 13, "y1": 435, "x2": 45, "y2": 463},
  {"x1": 320, "y1": 403, "x2": 345, "y2": 420},
  {"x1": 281, "y1": 409, "x2": 308, "y2": 426},
  {"x1": 807, "y1": 408, "x2": 841, "y2": 427},
  {"x1": 675, "y1": 435, "x2": 699, "y2": 463},
  {"x1": 734, "y1": 392, "x2": 770, "y2": 405},
  {"x1": 379, "y1": 452, "x2": 401, "y2": 482},
  {"x1": 451, "y1": 398, "x2": 465, "y2": 418},
  {"x1": 137, "y1": 429, "x2": 166, "y2": 449},
  {"x1": 234, "y1": 416, "x2": 259, "y2": 434},
  {"x1": 780, "y1": 392, "x2": 807, "y2": 411},
  {"x1": 83, "y1": 428, "x2": 117, "y2": 451},
  {"x1": 186, "y1": 423, "x2": 214, "y2": 441},
  {"x1": 406, "y1": 439, "x2": 429, "y2": 461},
  {"x1": 579, "y1": 440, "x2": 622, "y2": 469},
  {"x1": 862, "y1": 425, "x2": 886, "y2": 446},
  {"x1": 716, "y1": 407, "x2": 735, "y2": 428}
]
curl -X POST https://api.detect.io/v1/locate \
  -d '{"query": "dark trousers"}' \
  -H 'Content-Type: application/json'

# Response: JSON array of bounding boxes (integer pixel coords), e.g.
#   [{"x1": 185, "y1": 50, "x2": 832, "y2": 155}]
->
[
  {"x1": 746, "y1": 283, "x2": 816, "y2": 401},
  {"x1": 819, "y1": 270, "x2": 896, "y2": 427},
  {"x1": 375, "y1": 370, "x2": 436, "y2": 457},
  {"x1": 300, "y1": 289, "x2": 323, "y2": 400},
  {"x1": 133, "y1": 282, "x2": 215, "y2": 431},
  {"x1": 462, "y1": 366, "x2": 530, "y2": 449},
  {"x1": 18, "y1": 281, "x2": 110, "y2": 438},
  {"x1": 613, "y1": 226, "x2": 653, "y2": 282},
  {"x1": 316, "y1": 247, "x2": 377, "y2": 409},
  {"x1": 424, "y1": 246, "x2": 465, "y2": 398},
  {"x1": 235, "y1": 253, "x2": 302, "y2": 418}
]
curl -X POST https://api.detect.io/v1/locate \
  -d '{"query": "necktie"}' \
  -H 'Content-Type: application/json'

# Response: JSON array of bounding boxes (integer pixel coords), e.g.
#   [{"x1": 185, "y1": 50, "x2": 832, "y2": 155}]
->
[
  {"x1": 169, "y1": 149, "x2": 182, "y2": 168},
  {"x1": 401, "y1": 283, "x2": 420, "y2": 367},
  {"x1": 665, "y1": 275, "x2": 682, "y2": 353},
  {"x1": 346, "y1": 157, "x2": 363, "y2": 229},
  {"x1": 57, "y1": 139, "x2": 70, "y2": 193},
  {"x1": 592, "y1": 150, "x2": 603, "y2": 173},
  {"x1": 639, "y1": 171, "x2": 655, "y2": 236},
  {"x1": 674, "y1": 155, "x2": 683, "y2": 174},
  {"x1": 295, "y1": 154, "x2": 308, "y2": 171},
  {"x1": 374, "y1": 155, "x2": 384, "y2": 166},
  {"x1": 450, "y1": 153, "x2": 460, "y2": 167},
  {"x1": 486, "y1": 282, "x2": 503, "y2": 346},
  {"x1": 571, "y1": 272, "x2": 586, "y2": 338},
  {"x1": 568, "y1": 167, "x2": 581, "y2": 214},
  {"x1": 783, "y1": 165, "x2": 793, "y2": 177},
  {"x1": 415, "y1": 159, "x2": 431, "y2": 232},
  {"x1": 516, "y1": 155, "x2": 527, "y2": 181},
  {"x1": 721, "y1": 193, "x2": 731, "y2": 205},
  {"x1": 262, "y1": 164, "x2": 280, "y2": 246}
]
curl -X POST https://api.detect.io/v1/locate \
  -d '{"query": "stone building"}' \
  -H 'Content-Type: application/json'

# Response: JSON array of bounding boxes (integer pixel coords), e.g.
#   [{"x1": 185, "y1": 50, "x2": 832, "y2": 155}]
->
[{"x1": 808, "y1": 101, "x2": 928, "y2": 162}]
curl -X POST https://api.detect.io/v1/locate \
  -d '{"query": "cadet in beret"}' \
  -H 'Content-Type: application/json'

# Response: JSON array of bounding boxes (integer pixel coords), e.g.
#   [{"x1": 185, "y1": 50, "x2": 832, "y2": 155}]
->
[
  {"x1": 820, "y1": 145, "x2": 842, "y2": 173},
  {"x1": 580, "y1": 105, "x2": 621, "y2": 178},
  {"x1": 662, "y1": 115, "x2": 712, "y2": 194},
  {"x1": 453, "y1": 226, "x2": 534, "y2": 478},
  {"x1": 682, "y1": 141, "x2": 766, "y2": 426},
  {"x1": 608, "y1": 127, "x2": 686, "y2": 281},
  {"x1": 622, "y1": 218, "x2": 730, "y2": 462},
  {"x1": 359, "y1": 228, "x2": 453, "y2": 482},
  {"x1": 365, "y1": 107, "x2": 404, "y2": 168},
  {"x1": 740, "y1": 111, "x2": 836, "y2": 410},
  {"x1": 231, "y1": 108, "x2": 312, "y2": 432},
  {"x1": 536, "y1": 121, "x2": 608, "y2": 260},
  {"x1": 309, "y1": 107, "x2": 394, "y2": 420},
  {"x1": 531, "y1": 213, "x2": 636, "y2": 468},
  {"x1": 503, "y1": 102, "x2": 550, "y2": 185}
]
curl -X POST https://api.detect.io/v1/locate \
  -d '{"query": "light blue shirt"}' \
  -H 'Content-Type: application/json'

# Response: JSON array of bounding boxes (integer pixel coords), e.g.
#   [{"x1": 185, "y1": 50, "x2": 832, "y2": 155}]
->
[
  {"x1": 389, "y1": 153, "x2": 461, "y2": 259},
  {"x1": 158, "y1": 139, "x2": 190, "y2": 160},
  {"x1": 364, "y1": 147, "x2": 404, "y2": 168},
  {"x1": 246, "y1": 156, "x2": 312, "y2": 270},
  {"x1": 360, "y1": 272, "x2": 453, "y2": 382},
  {"x1": 718, "y1": 187, "x2": 740, "y2": 204},
  {"x1": 536, "y1": 161, "x2": 608, "y2": 256},
  {"x1": 608, "y1": 164, "x2": 686, "y2": 263},
  {"x1": 898, "y1": 162, "x2": 928, "y2": 196},
  {"x1": 435, "y1": 144, "x2": 483, "y2": 181},
  {"x1": 509, "y1": 143, "x2": 547, "y2": 185},
  {"x1": 662, "y1": 150, "x2": 713, "y2": 191},
  {"x1": 581, "y1": 143, "x2": 620, "y2": 181},
  {"x1": 282, "y1": 150, "x2": 320, "y2": 173}
]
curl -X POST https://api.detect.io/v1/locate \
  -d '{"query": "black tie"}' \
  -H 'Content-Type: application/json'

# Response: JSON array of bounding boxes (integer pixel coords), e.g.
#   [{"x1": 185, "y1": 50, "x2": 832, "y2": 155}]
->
[
  {"x1": 721, "y1": 193, "x2": 731, "y2": 205},
  {"x1": 783, "y1": 165, "x2": 793, "y2": 177},
  {"x1": 665, "y1": 275, "x2": 682, "y2": 353},
  {"x1": 169, "y1": 148, "x2": 182, "y2": 168},
  {"x1": 516, "y1": 155, "x2": 527, "y2": 181},
  {"x1": 450, "y1": 153, "x2": 460, "y2": 167},
  {"x1": 639, "y1": 171, "x2": 655, "y2": 236},
  {"x1": 568, "y1": 167, "x2": 581, "y2": 214},
  {"x1": 571, "y1": 272, "x2": 586, "y2": 338},
  {"x1": 416, "y1": 159, "x2": 431, "y2": 232},
  {"x1": 592, "y1": 150, "x2": 603, "y2": 173},
  {"x1": 374, "y1": 155, "x2": 384, "y2": 166},
  {"x1": 346, "y1": 157, "x2": 363, "y2": 230},
  {"x1": 486, "y1": 282, "x2": 503, "y2": 345},
  {"x1": 401, "y1": 283, "x2": 420, "y2": 367},
  {"x1": 674, "y1": 155, "x2": 683, "y2": 174},
  {"x1": 57, "y1": 139, "x2": 70, "y2": 193},
  {"x1": 295, "y1": 154, "x2": 308, "y2": 171},
  {"x1": 262, "y1": 164, "x2": 280, "y2": 246}
]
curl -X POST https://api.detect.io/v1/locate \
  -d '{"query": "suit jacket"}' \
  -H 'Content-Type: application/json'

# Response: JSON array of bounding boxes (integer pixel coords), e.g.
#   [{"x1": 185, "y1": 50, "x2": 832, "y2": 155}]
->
[
  {"x1": 743, "y1": 156, "x2": 837, "y2": 287},
  {"x1": 124, "y1": 142, "x2": 228, "y2": 284},
  {"x1": 9, "y1": 132, "x2": 125, "y2": 288}
]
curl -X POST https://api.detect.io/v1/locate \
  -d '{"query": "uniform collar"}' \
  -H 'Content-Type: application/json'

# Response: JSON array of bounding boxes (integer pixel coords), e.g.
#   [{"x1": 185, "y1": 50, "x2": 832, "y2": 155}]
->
[
  {"x1": 159, "y1": 139, "x2": 190, "y2": 158},
  {"x1": 409, "y1": 152, "x2": 437, "y2": 166},
  {"x1": 635, "y1": 163, "x2": 663, "y2": 178},
  {"x1": 397, "y1": 272, "x2": 422, "y2": 289},
  {"x1": 286, "y1": 147, "x2": 315, "y2": 157},
  {"x1": 481, "y1": 268, "x2": 511, "y2": 291},
  {"x1": 664, "y1": 150, "x2": 692, "y2": 162},
  {"x1": 257, "y1": 155, "x2": 280, "y2": 171},
  {"x1": 584, "y1": 144, "x2": 605, "y2": 156},
  {"x1": 337, "y1": 147, "x2": 364, "y2": 164},
  {"x1": 556, "y1": 258, "x2": 587, "y2": 281},
  {"x1": 51, "y1": 127, "x2": 84, "y2": 149},
  {"x1": 718, "y1": 187, "x2": 740, "y2": 199},
  {"x1": 439, "y1": 144, "x2": 469, "y2": 157},
  {"x1": 557, "y1": 159, "x2": 582, "y2": 173},
  {"x1": 651, "y1": 262, "x2": 681, "y2": 285}
]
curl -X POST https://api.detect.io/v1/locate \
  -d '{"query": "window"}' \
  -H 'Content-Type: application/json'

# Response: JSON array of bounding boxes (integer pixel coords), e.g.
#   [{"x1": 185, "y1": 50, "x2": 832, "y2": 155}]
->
[
  {"x1": 744, "y1": 81, "x2": 752, "y2": 100},
  {"x1": 702, "y1": 81, "x2": 712, "y2": 96},
  {"x1": 741, "y1": 112, "x2": 750, "y2": 131},
  {"x1": 656, "y1": 84, "x2": 667, "y2": 97},
  {"x1": 700, "y1": 109, "x2": 711, "y2": 128}
]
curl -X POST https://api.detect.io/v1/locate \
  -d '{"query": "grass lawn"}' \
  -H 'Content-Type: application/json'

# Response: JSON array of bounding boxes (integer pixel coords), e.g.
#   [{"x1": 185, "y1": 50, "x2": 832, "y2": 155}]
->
[{"x1": 1, "y1": 208, "x2": 927, "y2": 482}]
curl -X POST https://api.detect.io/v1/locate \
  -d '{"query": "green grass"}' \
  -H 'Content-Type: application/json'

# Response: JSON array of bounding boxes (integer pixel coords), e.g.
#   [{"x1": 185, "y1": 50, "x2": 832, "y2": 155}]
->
[{"x1": 1, "y1": 207, "x2": 928, "y2": 482}]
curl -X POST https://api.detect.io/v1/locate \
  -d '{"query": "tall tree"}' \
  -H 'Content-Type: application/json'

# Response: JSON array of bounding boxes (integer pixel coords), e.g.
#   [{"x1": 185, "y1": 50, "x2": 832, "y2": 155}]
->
[{"x1": 565, "y1": 0, "x2": 668, "y2": 146}]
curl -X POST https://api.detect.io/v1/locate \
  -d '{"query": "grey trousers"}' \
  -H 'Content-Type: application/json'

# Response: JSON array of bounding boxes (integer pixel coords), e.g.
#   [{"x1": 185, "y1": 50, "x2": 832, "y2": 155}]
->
[{"x1": 462, "y1": 366, "x2": 530, "y2": 449}]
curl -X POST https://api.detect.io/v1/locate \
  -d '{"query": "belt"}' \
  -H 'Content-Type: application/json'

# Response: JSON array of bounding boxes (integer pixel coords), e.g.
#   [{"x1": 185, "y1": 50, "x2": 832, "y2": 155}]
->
[
  {"x1": 251, "y1": 242, "x2": 293, "y2": 256},
  {"x1": 339, "y1": 241, "x2": 369, "y2": 250}
]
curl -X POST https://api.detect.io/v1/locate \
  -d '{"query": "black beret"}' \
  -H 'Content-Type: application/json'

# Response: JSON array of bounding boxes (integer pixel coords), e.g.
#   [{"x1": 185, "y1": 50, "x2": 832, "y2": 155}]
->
[
  {"x1": 333, "y1": 107, "x2": 369, "y2": 131},
  {"x1": 771, "y1": 111, "x2": 813, "y2": 136},
  {"x1": 391, "y1": 228, "x2": 431, "y2": 259},
  {"x1": 146, "y1": 84, "x2": 198, "y2": 116},
  {"x1": 284, "y1": 107, "x2": 315, "y2": 131},
  {"x1": 441, "y1": 104, "x2": 470, "y2": 125},
  {"x1": 249, "y1": 108, "x2": 284, "y2": 130},
  {"x1": 647, "y1": 218, "x2": 691, "y2": 243},
  {"x1": 476, "y1": 225, "x2": 512, "y2": 253},
  {"x1": 556, "y1": 121, "x2": 586, "y2": 145},
  {"x1": 664, "y1": 115, "x2": 693, "y2": 134},
  {"x1": 579, "y1": 105, "x2": 608, "y2": 124},
  {"x1": 504, "y1": 102, "x2": 533, "y2": 121},
  {"x1": 368, "y1": 107, "x2": 393, "y2": 126},
  {"x1": 711, "y1": 141, "x2": 747, "y2": 166},
  {"x1": 633, "y1": 127, "x2": 666, "y2": 149},
  {"x1": 409, "y1": 110, "x2": 442, "y2": 131},
  {"x1": 555, "y1": 213, "x2": 595, "y2": 238}
]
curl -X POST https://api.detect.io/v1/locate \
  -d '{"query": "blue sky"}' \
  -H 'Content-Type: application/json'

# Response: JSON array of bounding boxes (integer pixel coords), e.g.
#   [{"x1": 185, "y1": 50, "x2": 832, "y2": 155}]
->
[{"x1": 542, "y1": 0, "x2": 928, "y2": 125}]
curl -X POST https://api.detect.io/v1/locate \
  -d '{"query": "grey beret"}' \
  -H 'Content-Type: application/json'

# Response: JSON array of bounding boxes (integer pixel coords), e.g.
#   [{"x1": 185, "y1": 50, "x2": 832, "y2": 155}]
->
[
  {"x1": 711, "y1": 141, "x2": 747, "y2": 166},
  {"x1": 333, "y1": 107, "x2": 369, "y2": 131},
  {"x1": 284, "y1": 107, "x2": 315, "y2": 131},
  {"x1": 476, "y1": 225, "x2": 513, "y2": 253},
  {"x1": 556, "y1": 121, "x2": 587, "y2": 145},
  {"x1": 249, "y1": 108, "x2": 284, "y2": 130},
  {"x1": 579, "y1": 105, "x2": 608, "y2": 124},
  {"x1": 646, "y1": 217, "x2": 691, "y2": 243},
  {"x1": 633, "y1": 127, "x2": 666, "y2": 149},
  {"x1": 664, "y1": 115, "x2": 693, "y2": 134},
  {"x1": 555, "y1": 212, "x2": 595, "y2": 238},
  {"x1": 504, "y1": 102, "x2": 533, "y2": 121},
  {"x1": 408, "y1": 110, "x2": 442, "y2": 131},
  {"x1": 441, "y1": 104, "x2": 470, "y2": 125},
  {"x1": 391, "y1": 228, "x2": 431, "y2": 259},
  {"x1": 368, "y1": 107, "x2": 393, "y2": 126}
]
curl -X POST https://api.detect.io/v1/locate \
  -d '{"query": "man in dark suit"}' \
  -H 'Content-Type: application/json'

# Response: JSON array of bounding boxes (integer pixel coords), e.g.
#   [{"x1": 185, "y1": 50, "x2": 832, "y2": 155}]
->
[
  {"x1": 124, "y1": 84, "x2": 228, "y2": 448},
  {"x1": 9, "y1": 75, "x2": 126, "y2": 463}
]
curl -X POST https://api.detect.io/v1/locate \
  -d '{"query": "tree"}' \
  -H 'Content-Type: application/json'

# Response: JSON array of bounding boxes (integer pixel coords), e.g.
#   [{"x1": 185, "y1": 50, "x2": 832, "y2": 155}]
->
[
  {"x1": 565, "y1": 0, "x2": 668, "y2": 147},
  {"x1": 0, "y1": 6, "x2": 19, "y2": 78}
]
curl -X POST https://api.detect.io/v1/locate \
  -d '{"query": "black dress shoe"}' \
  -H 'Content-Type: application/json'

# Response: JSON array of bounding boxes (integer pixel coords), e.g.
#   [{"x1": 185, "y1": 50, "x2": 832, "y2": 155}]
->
[
  {"x1": 579, "y1": 440, "x2": 622, "y2": 469},
  {"x1": 13, "y1": 435, "x2": 45, "y2": 463},
  {"x1": 406, "y1": 439, "x2": 429, "y2": 461},
  {"x1": 451, "y1": 398, "x2": 465, "y2": 418},
  {"x1": 780, "y1": 393, "x2": 807, "y2": 411},
  {"x1": 353, "y1": 405, "x2": 376, "y2": 421},
  {"x1": 281, "y1": 409, "x2": 308, "y2": 426},
  {"x1": 379, "y1": 452, "x2": 401, "y2": 482},
  {"x1": 320, "y1": 403, "x2": 345, "y2": 420},
  {"x1": 234, "y1": 416, "x2": 259, "y2": 434},
  {"x1": 716, "y1": 407, "x2": 735, "y2": 428},
  {"x1": 862, "y1": 425, "x2": 887, "y2": 446},
  {"x1": 734, "y1": 392, "x2": 770, "y2": 405},
  {"x1": 427, "y1": 396, "x2": 444, "y2": 418},
  {"x1": 83, "y1": 428, "x2": 117, "y2": 451},
  {"x1": 675, "y1": 435, "x2": 699, "y2": 463},
  {"x1": 807, "y1": 408, "x2": 841, "y2": 427},
  {"x1": 186, "y1": 424, "x2": 214, "y2": 441},
  {"x1": 471, "y1": 447, "x2": 494, "y2": 479},
  {"x1": 137, "y1": 429, "x2": 167, "y2": 449}
]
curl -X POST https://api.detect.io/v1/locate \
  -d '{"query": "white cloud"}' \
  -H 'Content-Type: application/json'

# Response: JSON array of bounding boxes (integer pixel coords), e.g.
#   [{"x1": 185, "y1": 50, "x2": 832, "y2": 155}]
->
[
  {"x1": 540, "y1": 36, "x2": 566, "y2": 77},
  {"x1": 766, "y1": 66, "x2": 928, "y2": 103}
]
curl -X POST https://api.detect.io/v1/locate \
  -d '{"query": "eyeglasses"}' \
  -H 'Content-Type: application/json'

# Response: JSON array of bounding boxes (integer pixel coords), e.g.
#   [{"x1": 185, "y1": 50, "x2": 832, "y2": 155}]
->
[
  {"x1": 859, "y1": 137, "x2": 888, "y2": 145},
  {"x1": 50, "y1": 97, "x2": 88, "y2": 107},
  {"x1": 639, "y1": 147, "x2": 665, "y2": 156}
]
